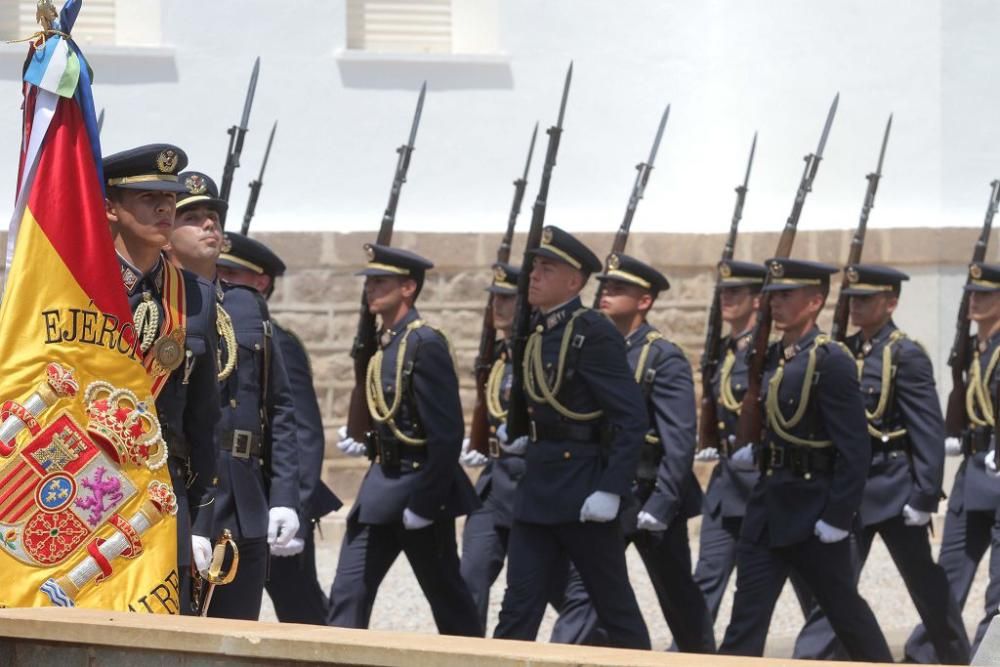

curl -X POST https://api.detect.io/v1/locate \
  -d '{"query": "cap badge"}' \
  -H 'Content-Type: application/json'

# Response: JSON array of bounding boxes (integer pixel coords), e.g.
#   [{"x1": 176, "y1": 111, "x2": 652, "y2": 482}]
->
[
  {"x1": 493, "y1": 265, "x2": 507, "y2": 283},
  {"x1": 719, "y1": 262, "x2": 732, "y2": 278},
  {"x1": 607, "y1": 254, "x2": 621, "y2": 271},
  {"x1": 184, "y1": 174, "x2": 207, "y2": 195},
  {"x1": 971, "y1": 264, "x2": 983, "y2": 280},
  {"x1": 220, "y1": 236, "x2": 232, "y2": 253},
  {"x1": 769, "y1": 261, "x2": 785, "y2": 279},
  {"x1": 156, "y1": 149, "x2": 178, "y2": 174},
  {"x1": 846, "y1": 267, "x2": 860, "y2": 284},
  {"x1": 541, "y1": 228, "x2": 553, "y2": 245},
  {"x1": 365, "y1": 244, "x2": 376, "y2": 261}
]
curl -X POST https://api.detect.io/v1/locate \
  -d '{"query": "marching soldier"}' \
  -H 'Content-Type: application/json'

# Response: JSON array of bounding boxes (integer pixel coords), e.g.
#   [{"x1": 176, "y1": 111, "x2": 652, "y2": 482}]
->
[
  {"x1": 166, "y1": 173, "x2": 301, "y2": 620},
  {"x1": 460, "y1": 263, "x2": 535, "y2": 629},
  {"x1": 691, "y1": 260, "x2": 765, "y2": 625},
  {"x1": 549, "y1": 253, "x2": 714, "y2": 652},
  {"x1": 329, "y1": 245, "x2": 482, "y2": 636},
  {"x1": 215, "y1": 233, "x2": 344, "y2": 625},
  {"x1": 492, "y1": 227, "x2": 651, "y2": 650},
  {"x1": 103, "y1": 146, "x2": 220, "y2": 614},
  {"x1": 718, "y1": 258, "x2": 892, "y2": 663},
  {"x1": 792, "y1": 265, "x2": 968, "y2": 663},
  {"x1": 905, "y1": 262, "x2": 1000, "y2": 662}
]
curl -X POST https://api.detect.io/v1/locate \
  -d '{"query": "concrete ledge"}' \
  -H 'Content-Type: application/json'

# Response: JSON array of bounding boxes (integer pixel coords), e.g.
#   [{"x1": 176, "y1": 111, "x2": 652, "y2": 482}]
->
[{"x1": 0, "y1": 607, "x2": 887, "y2": 666}]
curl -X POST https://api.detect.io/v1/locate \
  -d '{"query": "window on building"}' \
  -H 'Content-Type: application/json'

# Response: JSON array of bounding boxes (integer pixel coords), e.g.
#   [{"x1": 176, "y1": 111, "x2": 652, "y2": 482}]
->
[
  {"x1": 0, "y1": 0, "x2": 117, "y2": 46},
  {"x1": 347, "y1": 0, "x2": 453, "y2": 54}
]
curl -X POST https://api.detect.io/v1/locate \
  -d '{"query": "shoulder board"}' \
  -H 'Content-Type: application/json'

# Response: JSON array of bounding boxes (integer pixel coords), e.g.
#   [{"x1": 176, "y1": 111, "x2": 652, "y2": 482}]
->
[{"x1": 814, "y1": 334, "x2": 852, "y2": 358}]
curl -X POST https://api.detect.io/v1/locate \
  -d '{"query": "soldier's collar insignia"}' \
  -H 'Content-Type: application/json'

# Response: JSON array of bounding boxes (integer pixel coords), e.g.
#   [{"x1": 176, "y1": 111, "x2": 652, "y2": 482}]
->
[
  {"x1": 861, "y1": 341, "x2": 873, "y2": 356},
  {"x1": 380, "y1": 328, "x2": 395, "y2": 348},
  {"x1": 783, "y1": 343, "x2": 799, "y2": 361},
  {"x1": 769, "y1": 261, "x2": 785, "y2": 278},
  {"x1": 607, "y1": 254, "x2": 621, "y2": 271},
  {"x1": 846, "y1": 267, "x2": 860, "y2": 284},
  {"x1": 541, "y1": 227, "x2": 553, "y2": 245},
  {"x1": 121, "y1": 266, "x2": 138, "y2": 293},
  {"x1": 971, "y1": 264, "x2": 983, "y2": 280},
  {"x1": 365, "y1": 244, "x2": 376, "y2": 261},
  {"x1": 156, "y1": 149, "x2": 179, "y2": 174},
  {"x1": 221, "y1": 236, "x2": 232, "y2": 253},
  {"x1": 719, "y1": 262, "x2": 732, "y2": 278},
  {"x1": 493, "y1": 265, "x2": 507, "y2": 283},
  {"x1": 184, "y1": 174, "x2": 207, "y2": 195}
]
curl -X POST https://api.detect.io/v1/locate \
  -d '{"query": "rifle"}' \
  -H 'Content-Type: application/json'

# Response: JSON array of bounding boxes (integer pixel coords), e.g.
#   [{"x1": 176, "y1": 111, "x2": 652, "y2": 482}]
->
[
  {"x1": 219, "y1": 57, "x2": 260, "y2": 228},
  {"x1": 468, "y1": 123, "x2": 539, "y2": 455},
  {"x1": 830, "y1": 114, "x2": 893, "y2": 341},
  {"x1": 735, "y1": 94, "x2": 839, "y2": 449},
  {"x1": 944, "y1": 180, "x2": 1000, "y2": 436},
  {"x1": 346, "y1": 82, "x2": 427, "y2": 443},
  {"x1": 507, "y1": 63, "x2": 573, "y2": 441},
  {"x1": 241, "y1": 120, "x2": 277, "y2": 235},
  {"x1": 697, "y1": 132, "x2": 757, "y2": 450},
  {"x1": 592, "y1": 103, "x2": 670, "y2": 308}
]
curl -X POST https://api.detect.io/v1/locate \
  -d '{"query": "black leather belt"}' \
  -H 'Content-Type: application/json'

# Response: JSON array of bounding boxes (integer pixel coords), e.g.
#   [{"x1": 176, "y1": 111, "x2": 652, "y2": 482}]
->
[
  {"x1": 529, "y1": 420, "x2": 602, "y2": 444},
  {"x1": 964, "y1": 429, "x2": 992, "y2": 456},
  {"x1": 870, "y1": 438, "x2": 909, "y2": 457},
  {"x1": 219, "y1": 429, "x2": 263, "y2": 459},
  {"x1": 763, "y1": 443, "x2": 835, "y2": 477}
]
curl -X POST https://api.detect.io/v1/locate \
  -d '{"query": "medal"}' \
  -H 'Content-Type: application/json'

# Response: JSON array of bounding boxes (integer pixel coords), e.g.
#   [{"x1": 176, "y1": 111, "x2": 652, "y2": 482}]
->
[{"x1": 150, "y1": 328, "x2": 186, "y2": 375}]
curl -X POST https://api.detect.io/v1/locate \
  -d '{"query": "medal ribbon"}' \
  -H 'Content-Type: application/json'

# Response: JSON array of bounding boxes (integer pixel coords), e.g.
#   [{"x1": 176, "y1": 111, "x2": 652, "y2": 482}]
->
[{"x1": 143, "y1": 261, "x2": 187, "y2": 397}]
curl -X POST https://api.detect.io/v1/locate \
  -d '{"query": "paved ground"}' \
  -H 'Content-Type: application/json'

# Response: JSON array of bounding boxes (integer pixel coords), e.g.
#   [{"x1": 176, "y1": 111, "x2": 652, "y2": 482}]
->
[{"x1": 259, "y1": 509, "x2": 993, "y2": 660}]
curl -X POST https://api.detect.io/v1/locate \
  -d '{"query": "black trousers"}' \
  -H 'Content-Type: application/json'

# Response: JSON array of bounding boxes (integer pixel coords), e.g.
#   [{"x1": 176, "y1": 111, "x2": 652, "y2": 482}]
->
[
  {"x1": 905, "y1": 506, "x2": 1000, "y2": 662},
  {"x1": 327, "y1": 519, "x2": 482, "y2": 637},
  {"x1": 692, "y1": 509, "x2": 743, "y2": 622},
  {"x1": 719, "y1": 535, "x2": 892, "y2": 663},
  {"x1": 493, "y1": 519, "x2": 650, "y2": 650},
  {"x1": 206, "y1": 537, "x2": 268, "y2": 620},
  {"x1": 549, "y1": 517, "x2": 715, "y2": 653},
  {"x1": 460, "y1": 507, "x2": 568, "y2": 634},
  {"x1": 265, "y1": 527, "x2": 329, "y2": 625},
  {"x1": 792, "y1": 515, "x2": 969, "y2": 664}
]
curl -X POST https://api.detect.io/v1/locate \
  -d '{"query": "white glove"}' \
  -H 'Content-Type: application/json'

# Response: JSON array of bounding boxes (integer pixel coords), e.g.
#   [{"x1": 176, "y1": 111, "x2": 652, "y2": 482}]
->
[
  {"x1": 267, "y1": 507, "x2": 300, "y2": 547},
  {"x1": 729, "y1": 444, "x2": 756, "y2": 471},
  {"x1": 695, "y1": 447, "x2": 719, "y2": 462},
  {"x1": 191, "y1": 535, "x2": 212, "y2": 576},
  {"x1": 402, "y1": 508, "x2": 433, "y2": 530},
  {"x1": 636, "y1": 510, "x2": 667, "y2": 532},
  {"x1": 460, "y1": 437, "x2": 489, "y2": 467},
  {"x1": 814, "y1": 519, "x2": 849, "y2": 543},
  {"x1": 496, "y1": 424, "x2": 529, "y2": 455},
  {"x1": 902, "y1": 504, "x2": 932, "y2": 526},
  {"x1": 945, "y1": 437, "x2": 962, "y2": 457},
  {"x1": 579, "y1": 491, "x2": 621, "y2": 523},
  {"x1": 337, "y1": 435, "x2": 367, "y2": 457},
  {"x1": 270, "y1": 536, "x2": 305, "y2": 557}
]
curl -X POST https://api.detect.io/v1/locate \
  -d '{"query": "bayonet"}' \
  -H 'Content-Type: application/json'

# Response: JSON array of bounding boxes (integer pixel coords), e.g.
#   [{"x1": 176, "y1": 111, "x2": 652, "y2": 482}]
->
[
  {"x1": 219, "y1": 57, "x2": 261, "y2": 226},
  {"x1": 240, "y1": 120, "x2": 277, "y2": 235}
]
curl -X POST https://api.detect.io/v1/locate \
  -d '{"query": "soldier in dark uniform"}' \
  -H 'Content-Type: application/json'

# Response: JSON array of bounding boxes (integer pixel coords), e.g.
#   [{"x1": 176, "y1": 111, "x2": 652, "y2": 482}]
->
[
  {"x1": 459, "y1": 263, "x2": 530, "y2": 630},
  {"x1": 691, "y1": 260, "x2": 765, "y2": 628},
  {"x1": 492, "y1": 227, "x2": 651, "y2": 650},
  {"x1": 103, "y1": 146, "x2": 220, "y2": 614},
  {"x1": 791, "y1": 265, "x2": 968, "y2": 663},
  {"x1": 328, "y1": 245, "x2": 482, "y2": 636},
  {"x1": 165, "y1": 173, "x2": 301, "y2": 620},
  {"x1": 905, "y1": 261, "x2": 1000, "y2": 662},
  {"x1": 549, "y1": 253, "x2": 714, "y2": 652},
  {"x1": 717, "y1": 258, "x2": 892, "y2": 663},
  {"x1": 215, "y1": 233, "x2": 344, "y2": 625}
]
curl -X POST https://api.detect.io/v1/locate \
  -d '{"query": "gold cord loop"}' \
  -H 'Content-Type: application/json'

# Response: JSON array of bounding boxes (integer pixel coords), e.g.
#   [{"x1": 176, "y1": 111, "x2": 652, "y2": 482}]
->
[{"x1": 523, "y1": 310, "x2": 602, "y2": 421}]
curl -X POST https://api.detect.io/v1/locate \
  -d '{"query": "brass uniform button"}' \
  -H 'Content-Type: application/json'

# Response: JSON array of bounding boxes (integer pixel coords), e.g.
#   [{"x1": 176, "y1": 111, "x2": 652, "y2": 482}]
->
[{"x1": 563, "y1": 451, "x2": 571, "y2": 460}]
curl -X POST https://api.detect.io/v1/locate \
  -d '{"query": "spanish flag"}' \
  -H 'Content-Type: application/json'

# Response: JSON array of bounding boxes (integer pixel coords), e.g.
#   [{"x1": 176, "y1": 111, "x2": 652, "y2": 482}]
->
[{"x1": 0, "y1": 1, "x2": 178, "y2": 613}]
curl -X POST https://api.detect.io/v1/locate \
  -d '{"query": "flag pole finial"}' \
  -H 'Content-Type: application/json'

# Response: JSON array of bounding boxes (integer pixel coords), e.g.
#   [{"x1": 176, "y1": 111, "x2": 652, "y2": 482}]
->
[{"x1": 36, "y1": 1, "x2": 57, "y2": 30}]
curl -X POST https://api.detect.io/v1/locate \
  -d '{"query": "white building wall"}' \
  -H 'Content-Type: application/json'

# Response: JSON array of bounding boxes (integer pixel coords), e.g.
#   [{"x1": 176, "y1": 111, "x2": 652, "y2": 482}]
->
[{"x1": 0, "y1": 0, "x2": 994, "y2": 238}]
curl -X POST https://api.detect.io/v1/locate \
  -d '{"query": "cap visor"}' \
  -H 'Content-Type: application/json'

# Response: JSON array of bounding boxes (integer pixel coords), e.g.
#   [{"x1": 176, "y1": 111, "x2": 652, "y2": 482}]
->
[
  {"x1": 217, "y1": 257, "x2": 263, "y2": 274},
  {"x1": 965, "y1": 283, "x2": 1000, "y2": 292},
  {"x1": 486, "y1": 285, "x2": 518, "y2": 295},
  {"x1": 112, "y1": 180, "x2": 188, "y2": 194},
  {"x1": 527, "y1": 246, "x2": 578, "y2": 268},
  {"x1": 762, "y1": 283, "x2": 808, "y2": 293},
  {"x1": 355, "y1": 267, "x2": 406, "y2": 277},
  {"x1": 177, "y1": 197, "x2": 228, "y2": 214}
]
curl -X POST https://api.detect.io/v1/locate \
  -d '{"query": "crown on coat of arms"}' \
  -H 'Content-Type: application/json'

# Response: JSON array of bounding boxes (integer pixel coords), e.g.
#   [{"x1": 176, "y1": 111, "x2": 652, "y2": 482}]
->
[{"x1": 83, "y1": 382, "x2": 167, "y2": 471}]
